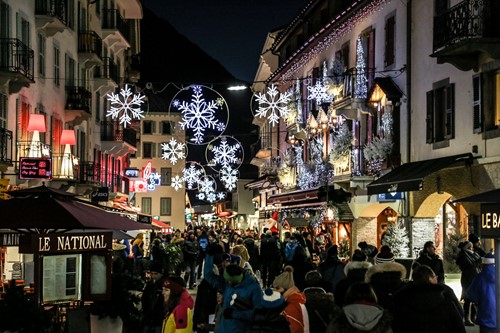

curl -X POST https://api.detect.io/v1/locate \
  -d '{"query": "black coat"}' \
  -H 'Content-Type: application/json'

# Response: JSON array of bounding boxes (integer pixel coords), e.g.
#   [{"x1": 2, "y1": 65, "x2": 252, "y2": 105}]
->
[
  {"x1": 244, "y1": 305, "x2": 291, "y2": 333},
  {"x1": 416, "y1": 251, "x2": 445, "y2": 283},
  {"x1": 455, "y1": 248, "x2": 481, "y2": 299},
  {"x1": 392, "y1": 282, "x2": 466, "y2": 333}
]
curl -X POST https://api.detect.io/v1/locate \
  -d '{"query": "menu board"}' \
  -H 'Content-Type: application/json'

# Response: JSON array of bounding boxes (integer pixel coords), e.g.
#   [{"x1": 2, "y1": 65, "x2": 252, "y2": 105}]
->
[
  {"x1": 42, "y1": 254, "x2": 81, "y2": 302},
  {"x1": 19, "y1": 158, "x2": 52, "y2": 180}
]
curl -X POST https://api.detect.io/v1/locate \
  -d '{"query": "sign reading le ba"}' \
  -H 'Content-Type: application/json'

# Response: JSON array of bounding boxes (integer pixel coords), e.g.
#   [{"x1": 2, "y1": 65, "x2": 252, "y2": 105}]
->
[{"x1": 480, "y1": 203, "x2": 500, "y2": 238}]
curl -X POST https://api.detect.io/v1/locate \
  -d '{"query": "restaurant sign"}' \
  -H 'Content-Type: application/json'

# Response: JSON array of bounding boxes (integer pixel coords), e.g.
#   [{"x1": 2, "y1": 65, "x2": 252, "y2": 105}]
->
[
  {"x1": 480, "y1": 203, "x2": 500, "y2": 238},
  {"x1": 19, "y1": 232, "x2": 112, "y2": 254},
  {"x1": 19, "y1": 158, "x2": 52, "y2": 180}
]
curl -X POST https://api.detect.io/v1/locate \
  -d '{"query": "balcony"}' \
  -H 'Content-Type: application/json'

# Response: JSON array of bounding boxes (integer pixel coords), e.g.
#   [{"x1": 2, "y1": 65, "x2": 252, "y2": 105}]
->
[
  {"x1": 65, "y1": 86, "x2": 92, "y2": 124},
  {"x1": 100, "y1": 121, "x2": 137, "y2": 157},
  {"x1": 35, "y1": 0, "x2": 68, "y2": 37},
  {"x1": 432, "y1": 0, "x2": 500, "y2": 71},
  {"x1": 101, "y1": 9, "x2": 130, "y2": 53},
  {"x1": 127, "y1": 53, "x2": 140, "y2": 83},
  {"x1": 51, "y1": 153, "x2": 79, "y2": 180},
  {"x1": 16, "y1": 141, "x2": 52, "y2": 174},
  {"x1": 78, "y1": 31, "x2": 103, "y2": 68},
  {"x1": 0, "y1": 38, "x2": 35, "y2": 94},
  {"x1": 94, "y1": 57, "x2": 119, "y2": 94},
  {"x1": 0, "y1": 127, "x2": 13, "y2": 172}
]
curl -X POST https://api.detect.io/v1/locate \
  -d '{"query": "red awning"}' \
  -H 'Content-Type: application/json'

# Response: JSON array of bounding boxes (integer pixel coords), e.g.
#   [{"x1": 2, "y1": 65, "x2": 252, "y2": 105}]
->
[{"x1": 152, "y1": 219, "x2": 172, "y2": 233}]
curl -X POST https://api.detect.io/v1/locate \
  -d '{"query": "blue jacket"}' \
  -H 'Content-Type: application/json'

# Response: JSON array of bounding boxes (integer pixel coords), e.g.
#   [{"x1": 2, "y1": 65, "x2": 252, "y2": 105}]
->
[
  {"x1": 203, "y1": 254, "x2": 263, "y2": 333},
  {"x1": 467, "y1": 264, "x2": 496, "y2": 329}
]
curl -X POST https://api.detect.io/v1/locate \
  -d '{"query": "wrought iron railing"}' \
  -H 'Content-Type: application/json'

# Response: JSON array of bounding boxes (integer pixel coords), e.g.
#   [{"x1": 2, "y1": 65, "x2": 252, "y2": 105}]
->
[
  {"x1": 433, "y1": 0, "x2": 500, "y2": 51},
  {"x1": 51, "y1": 153, "x2": 79, "y2": 180},
  {"x1": 0, "y1": 38, "x2": 35, "y2": 81},
  {"x1": 65, "y1": 86, "x2": 92, "y2": 113},
  {"x1": 101, "y1": 9, "x2": 130, "y2": 41},
  {"x1": 78, "y1": 31, "x2": 102, "y2": 57},
  {"x1": 0, "y1": 127, "x2": 12, "y2": 164},
  {"x1": 35, "y1": 0, "x2": 67, "y2": 25},
  {"x1": 94, "y1": 57, "x2": 119, "y2": 83},
  {"x1": 101, "y1": 121, "x2": 137, "y2": 147}
]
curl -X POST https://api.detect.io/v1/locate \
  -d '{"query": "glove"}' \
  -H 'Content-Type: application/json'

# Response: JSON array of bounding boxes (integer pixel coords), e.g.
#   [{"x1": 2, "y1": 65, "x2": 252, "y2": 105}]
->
[{"x1": 223, "y1": 307, "x2": 235, "y2": 319}]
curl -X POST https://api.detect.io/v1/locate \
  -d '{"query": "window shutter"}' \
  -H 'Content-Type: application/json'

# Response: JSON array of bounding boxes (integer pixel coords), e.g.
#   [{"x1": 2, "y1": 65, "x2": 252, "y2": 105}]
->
[
  {"x1": 472, "y1": 74, "x2": 482, "y2": 133},
  {"x1": 444, "y1": 83, "x2": 455, "y2": 139},
  {"x1": 426, "y1": 91, "x2": 434, "y2": 143},
  {"x1": 385, "y1": 16, "x2": 395, "y2": 67}
]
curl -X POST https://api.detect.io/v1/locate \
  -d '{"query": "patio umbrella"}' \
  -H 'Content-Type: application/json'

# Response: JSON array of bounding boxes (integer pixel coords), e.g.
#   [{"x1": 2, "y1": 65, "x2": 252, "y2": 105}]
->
[
  {"x1": 453, "y1": 188, "x2": 500, "y2": 203},
  {"x1": 0, "y1": 184, "x2": 153, "y2": 233}
]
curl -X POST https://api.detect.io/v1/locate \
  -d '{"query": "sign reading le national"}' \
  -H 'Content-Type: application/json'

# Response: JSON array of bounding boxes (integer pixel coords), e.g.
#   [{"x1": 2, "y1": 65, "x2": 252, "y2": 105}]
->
[
  {"x1": 480, "y1": 203, "x2": 500, "y2": 238},
  {"x1": 19, "y1": 232, "x2": 113, "y2": 254}
]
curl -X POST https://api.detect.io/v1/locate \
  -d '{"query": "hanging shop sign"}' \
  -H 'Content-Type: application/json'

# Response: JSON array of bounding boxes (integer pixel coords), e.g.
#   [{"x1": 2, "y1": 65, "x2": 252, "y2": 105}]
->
[
  {"x1": 19, "y1": 232, "x2": 113, "y2": 254},
  {"x1": 378, "y1": 192, "x2": 402, "y2": 201},
  {"x1": 91, "y1": 187, "x2": 109, "y2": 202},
  {"x1": 137, "y1": 214, "x2": 152, "y2": 224},
  {"x1": 0, "y1": 232, "x2": 19, "y2": 247},
  {"x1": 19, "y1": 158, "x2": 52, "y2": 180},
  {"x1": 480, "y1": 203, "x2": 500, "y2": 238}
]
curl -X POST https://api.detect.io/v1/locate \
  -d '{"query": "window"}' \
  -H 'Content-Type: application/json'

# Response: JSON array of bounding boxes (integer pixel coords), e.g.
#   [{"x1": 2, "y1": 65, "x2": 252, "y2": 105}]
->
[
  {"x1": 0, "y1": 1, "x2": 10, "y2": 39},
  {"x1": 54, "y1": 46, "x2": 60, "y2": 86},
  {"x1": 0, "y1": 93, "x2": 6, "y2": 128},
  {"x1": 160, "y1": 168, "x2": 172, "y2": 186},
  {"x1": 160, "y1": 197, "x2": 172, "y2": 216},
  {"x1": 473, "y1": 71, "x2": 500, "y2": 133},
  {"x1": 65, "y1": 54, "x2": 75, "y2": 86},
  {"x1": 38, "y1": 33, "x2": 46, "y2": 77},
  {"x1": 385, "y1": 15, "x2": 395, "y2": 67},
  {"x1": 142, "y1": 142, "x2": 155, "y2": 158},
  {"x1": 141, "y1": 197, "x2": 152, "y2": 215},
  {"x1": 426, "y1": 80, "x2": 455, "y2": 143},
  {"x1": 161, "y1": 121, "x2": 171, "y2": 134},
  {"x1": 143, "y1": 121, "x2": 154, "y2": 134}
]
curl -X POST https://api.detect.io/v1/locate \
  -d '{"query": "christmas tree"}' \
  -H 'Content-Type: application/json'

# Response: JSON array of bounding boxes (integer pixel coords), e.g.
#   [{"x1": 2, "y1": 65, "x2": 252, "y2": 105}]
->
[{"x1": 382, "y1": 219, "x2": 410, "y2": 257}]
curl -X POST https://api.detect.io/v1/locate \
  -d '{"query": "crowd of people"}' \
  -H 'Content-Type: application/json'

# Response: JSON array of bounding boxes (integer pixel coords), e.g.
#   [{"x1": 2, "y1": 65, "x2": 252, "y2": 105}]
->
[{"x1": 120, "y1": 226, "x2": 495, "y2": 333}]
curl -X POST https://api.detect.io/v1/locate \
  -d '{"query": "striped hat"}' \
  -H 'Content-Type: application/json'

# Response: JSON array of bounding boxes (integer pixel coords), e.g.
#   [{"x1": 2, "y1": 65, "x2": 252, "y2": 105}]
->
[
  {"x1": 483, "y1": 252, "x2": 495, "y2": 265},
  {"x1": 262, "y1": 288, "x2": 284, "y2": 308},
  {"x1": 375, "y1": 245, "x2": 394, "y2": 264}
]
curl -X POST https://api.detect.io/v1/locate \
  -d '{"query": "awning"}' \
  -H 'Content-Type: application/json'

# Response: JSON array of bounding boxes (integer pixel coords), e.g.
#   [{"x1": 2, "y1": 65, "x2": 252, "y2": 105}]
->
[
  {"x1": 453, "y1": 188, "x2": 500, "y2": 203},
  {"x1": 267, "y1": 186, "x2": 351, "y2": 205},
  {"x1": 367, "y1": 153, "x2": 473, "y2": 195},
  {"x1": 285, "y1": 218, "x2": 309, "y2": 227},
  {"x1": 368, "y1": 77, "x2": 403, "y2": 103}
]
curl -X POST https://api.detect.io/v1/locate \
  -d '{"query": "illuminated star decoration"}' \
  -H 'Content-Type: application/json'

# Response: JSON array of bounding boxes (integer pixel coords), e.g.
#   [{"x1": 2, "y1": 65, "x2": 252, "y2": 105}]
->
[
  {"x1": 254, "y1": 84, "x2": 292, "y2": 126},
  {"x1": 173, "y1": 85, "x2": 227, "y2": 144},
  {"x1": 182, "y1": 162, "x2": 205, "y2": 189},
  {"x1": 171, "y1": 175, "x2": 184, "y2": 191},
  {"x1": 161, "y1": 138, "x2": 186, "y2": 165},
  {"x1": 106, "y1": 84, "x2": 145, "y2": 128},
  {"x1": 206, "y1": 136, "x2": 243, "y2": 172}
]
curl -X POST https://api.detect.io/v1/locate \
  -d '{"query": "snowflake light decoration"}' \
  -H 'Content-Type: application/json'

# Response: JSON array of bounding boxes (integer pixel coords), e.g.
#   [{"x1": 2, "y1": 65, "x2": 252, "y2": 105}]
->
[
  {"x1": 171, "y1": 175, "x2": 184, "y2": 191},
  {"x1": 219, "y1": 165, "x2": 239, "y2": 191},
  {"x1": 307, "y1": 80, "x2": 331, "y2": 105},
  {"x1": 106, "y1": 84, "x2": 145, "y2": 128},
  {"x1": 172, "y1": 85, "x2": 228, "y2": 144},
  {"x1": 254, "y1": 84, "x2": 292, "y2": 126},
  {"x1": 206, "y1": 136, "x2": 243, "y2": 171},
  {"x1": 198, "y1": 175, "x2": 217, "y2": 194},
  {"x1": 182, "y1": 162, "x2": 205, "y2": 190},
  {"x1": 161, "y1": 138, "x2": 186, "y2": 165}
]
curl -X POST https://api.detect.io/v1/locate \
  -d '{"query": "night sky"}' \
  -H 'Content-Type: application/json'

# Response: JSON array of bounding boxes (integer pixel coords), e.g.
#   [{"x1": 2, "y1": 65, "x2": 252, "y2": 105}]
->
[{"x1": 141, "y1": 0, "x2": 309, "y2": 82}]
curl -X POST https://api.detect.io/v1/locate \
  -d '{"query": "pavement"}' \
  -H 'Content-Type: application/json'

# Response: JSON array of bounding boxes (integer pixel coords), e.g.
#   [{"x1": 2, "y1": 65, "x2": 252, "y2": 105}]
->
[{"x1": 188, "y1": 274, "x2": 479, "y2": 332}]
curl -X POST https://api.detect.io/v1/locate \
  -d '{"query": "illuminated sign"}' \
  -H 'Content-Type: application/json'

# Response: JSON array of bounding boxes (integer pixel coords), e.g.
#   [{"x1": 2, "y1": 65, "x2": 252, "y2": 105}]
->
[
  {"x1": 19, "y1": 158, "x2": 52, "y2": 180},
  {"x1": 143, "y1": 161, "x2": 152, "y2": 182},
  {"x1": 147, "y1": 172, "x2": 161, "y2": 191},
  {"x1": 125, "y1": 168, "x2": 140, "y2": 178}
]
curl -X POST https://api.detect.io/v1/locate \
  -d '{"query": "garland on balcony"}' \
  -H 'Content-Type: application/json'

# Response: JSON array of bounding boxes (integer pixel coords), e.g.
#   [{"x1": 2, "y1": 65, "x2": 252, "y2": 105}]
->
[
  {"x1": 329, "y1": 122, "x2": 353, "y2": 162},
  {"x1": 363, "y1": 136, "x2": 393, "y2": 161}
]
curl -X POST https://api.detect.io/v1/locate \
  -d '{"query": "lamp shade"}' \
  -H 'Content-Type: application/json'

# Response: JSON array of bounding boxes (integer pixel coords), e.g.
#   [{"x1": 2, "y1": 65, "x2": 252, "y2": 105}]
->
[
  {"x1": 27, "y1": 114, "x2": 46, "y2": 132},
  {"x1": 60, "y1": 129, "x2": 76, "y2": 145}
]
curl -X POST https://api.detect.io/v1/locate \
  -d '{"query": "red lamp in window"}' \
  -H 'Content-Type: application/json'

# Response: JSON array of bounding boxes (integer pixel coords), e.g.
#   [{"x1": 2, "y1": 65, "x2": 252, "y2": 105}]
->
[
  {"x1": 27, "y1": 114, "x2": 46, "y2": 157},
  {"x1": 60, "y1": 129, "x2": 76, "y2": 178}
]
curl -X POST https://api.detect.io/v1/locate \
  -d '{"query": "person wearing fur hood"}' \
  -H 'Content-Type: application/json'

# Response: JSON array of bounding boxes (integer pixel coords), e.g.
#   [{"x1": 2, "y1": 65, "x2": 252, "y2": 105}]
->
[
  {"x1": 326, "y1": 282, "x2": 393, "y2": 333},
  {"x1": 334, "y1": 250, "x2": 373, "y2": 307},
  {"x1": 365, "y1": 261, "x2": 407, "y2": 313}
]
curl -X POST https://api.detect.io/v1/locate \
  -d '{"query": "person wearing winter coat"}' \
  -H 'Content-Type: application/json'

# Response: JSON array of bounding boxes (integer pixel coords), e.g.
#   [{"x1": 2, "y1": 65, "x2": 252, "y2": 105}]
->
[
  {"x1": 203, "y1": 243, "x2": 263, "y2": 333},
  {"x1": 317, "y1": 245, "x2": 346, "y2": 294},
  {"x1": 303, "y1": 270, "x2": 335, "y2": 333},
  {"x1": 272, "y1": 265, "x2": 309, "y2": 333},
  {"x1": 455, "y1": 241, "x2": 482, "y2": 326},
  {"x1": 467, "y1": 252, "x2": 497, "y2": 333},
  {"x1": 334, "y1": 250, "x2": 372, "y2": 307},
  {"x1": 415, "y1": 241, "x2": 445, "y2": 283},
  {"x1": 161, "y1": 276, "x2": 194, "y2": 333},
  {"x1": 364, "y1": 257, "x2": 407, "y2": 314},
  {"x1": 326, "y1": 282, "x2": 393, "y2": 333},
  {"x1": 392, "y1": 264, "x2": 465, "y2": 333},
  {"x1": 245, "y1": 288, "x2": 291, "y2": 333}
]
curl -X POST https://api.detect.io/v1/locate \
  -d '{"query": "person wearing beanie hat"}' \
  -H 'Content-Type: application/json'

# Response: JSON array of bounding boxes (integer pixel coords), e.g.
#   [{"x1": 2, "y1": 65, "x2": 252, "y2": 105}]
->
[
  {"x1": 317, "y1": 244, "x2": 346, "y2": 294},
  {"x1": 374, "y1": 245, "x2": 395, "y2": 265},
  {"x1": 162, "y1": 275, "x2": 195, "y2": 333},
  {"x1": 358, "y1": 241, "x2": 379, "y2": 263},
  {"x1": 468, "y1": 252, "x2": 496, "y2": 332},
  {"x1": 273, "y1": 266, "x2": 309, "y2": 333},
  {"x1": 302, "y1": 270, "x2": 335, "y2": 333},
  {"x1": 469, "y1": 233, "x2": 487, "y2": 257},
  {"x1": 456, "y1": 238, "x2": 482, "y2": 325},
  {"x1": 141, "y1": 260, "x2": 166, "y2": 332},
  {"x1": 245, "y1": 288, "x2": 291, "y2": 333},
  {"x1": 202, "y1": 245, "x2": 264, "y2": 333}
]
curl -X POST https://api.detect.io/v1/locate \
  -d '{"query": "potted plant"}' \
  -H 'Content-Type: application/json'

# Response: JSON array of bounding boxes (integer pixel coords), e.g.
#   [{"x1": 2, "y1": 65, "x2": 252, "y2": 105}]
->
[
  {"x1": 0, "y1": 280, "x2": 52, "y2": 333},
  {"x1": 89, "y1": 256, "x2": 145, "y2": 333}
]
